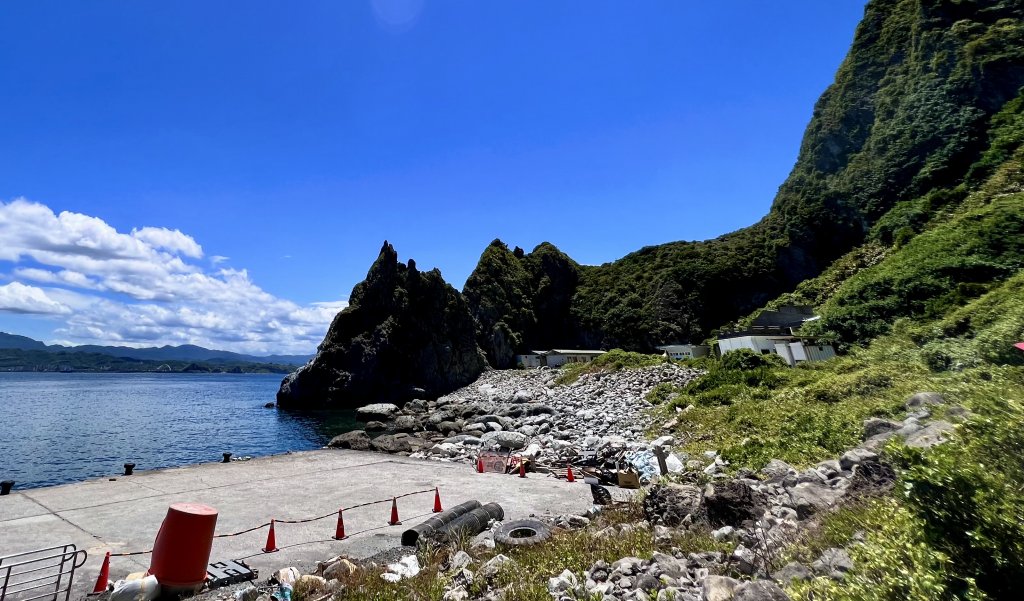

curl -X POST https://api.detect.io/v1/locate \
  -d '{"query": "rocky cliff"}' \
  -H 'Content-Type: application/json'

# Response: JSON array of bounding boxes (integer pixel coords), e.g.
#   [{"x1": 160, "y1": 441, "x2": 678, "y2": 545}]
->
[
  {"x1": 462, "y1": 241, "x2": 580, "y2": 368},
  {"x1": 276, "y1": 242, "x2": 487, "y2": 409}
]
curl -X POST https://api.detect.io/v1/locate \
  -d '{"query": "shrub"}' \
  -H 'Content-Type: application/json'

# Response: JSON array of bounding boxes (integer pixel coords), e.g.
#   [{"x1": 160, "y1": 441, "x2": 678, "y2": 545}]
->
[{"x1": 893, "y1": 395, "x2": 1024, "y2": 599}]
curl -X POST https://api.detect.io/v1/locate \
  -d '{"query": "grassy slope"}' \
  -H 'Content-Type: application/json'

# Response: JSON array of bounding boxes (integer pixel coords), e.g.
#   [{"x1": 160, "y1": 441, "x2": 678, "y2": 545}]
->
[{"x1": 659, "y1": 104, "x2": 1024, "y2": 599}]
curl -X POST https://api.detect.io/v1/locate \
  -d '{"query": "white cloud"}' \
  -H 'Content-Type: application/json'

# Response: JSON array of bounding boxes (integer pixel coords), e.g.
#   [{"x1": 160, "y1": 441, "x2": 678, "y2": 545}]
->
[
  {"x1": 0, "y1": 198, "x2": 348, "y2": 354},
  {"x1": 131, "y1": 226, "x2": 203, "y2": 259},
  {"x1": 0, "y1": 282, "x2": 72, "y2": 315}
]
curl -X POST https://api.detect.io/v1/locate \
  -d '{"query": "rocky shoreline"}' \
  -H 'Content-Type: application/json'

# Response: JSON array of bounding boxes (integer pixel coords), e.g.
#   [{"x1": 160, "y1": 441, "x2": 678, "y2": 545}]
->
[{"x1": 328, "y1": 364, "x2": 703, "y2": 470}]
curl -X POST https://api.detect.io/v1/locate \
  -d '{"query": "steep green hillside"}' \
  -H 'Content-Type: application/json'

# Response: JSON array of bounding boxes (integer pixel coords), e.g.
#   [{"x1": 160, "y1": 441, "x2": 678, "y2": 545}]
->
[
  {"x1": 465, "y1": 0, "x2": 1024, "y2": 355},
  {"x1": 758, "y1": 90, "x2": 1024, "y2": 347}
]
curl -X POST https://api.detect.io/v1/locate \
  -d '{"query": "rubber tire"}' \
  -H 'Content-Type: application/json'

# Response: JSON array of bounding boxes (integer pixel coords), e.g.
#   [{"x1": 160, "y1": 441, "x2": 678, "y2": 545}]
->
[{"x1": 494, "y1": 519, "x2": 552, "y2": 547}]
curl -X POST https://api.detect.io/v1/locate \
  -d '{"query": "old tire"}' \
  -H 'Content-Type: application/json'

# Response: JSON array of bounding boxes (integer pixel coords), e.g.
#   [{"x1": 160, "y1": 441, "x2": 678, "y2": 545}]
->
[{"x1": 495, "y1": 519, "x2": 552, "y2": 547}]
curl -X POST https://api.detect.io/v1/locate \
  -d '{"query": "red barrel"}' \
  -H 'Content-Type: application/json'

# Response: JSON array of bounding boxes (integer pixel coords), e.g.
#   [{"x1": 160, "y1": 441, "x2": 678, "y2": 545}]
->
[{"x1": 148, "y1": 503, "x2": 218, "y2": 590}]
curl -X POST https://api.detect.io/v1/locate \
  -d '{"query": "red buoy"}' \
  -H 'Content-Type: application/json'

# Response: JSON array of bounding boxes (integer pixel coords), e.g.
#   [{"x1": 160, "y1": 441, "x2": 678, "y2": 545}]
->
[{"x1": 148, "y1": 503, "x2": 218, "y2": 591}]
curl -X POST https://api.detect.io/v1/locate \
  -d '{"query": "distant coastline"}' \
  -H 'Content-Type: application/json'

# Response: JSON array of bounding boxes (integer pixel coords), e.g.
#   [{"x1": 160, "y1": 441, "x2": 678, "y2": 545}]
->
[{"x1": 0, "y1": 348, "x2": 297, "y2": 374}]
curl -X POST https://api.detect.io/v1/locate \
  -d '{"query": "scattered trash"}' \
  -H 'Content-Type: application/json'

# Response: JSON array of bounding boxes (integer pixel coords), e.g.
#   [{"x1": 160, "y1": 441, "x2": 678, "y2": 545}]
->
[
  {"x1": 109, "y1": 575, "x2": 160, "y2": 601},
  {"x1": 381, "y1": 555, "x2": 420, "y2": 582},
  {"x1": 272, "y1": 583, "x2": 292, "y2": 601},
  {"x1": 207, "y1": 559, "x2": 258, "y2": 588},
  {"x1": 274, "y1": 567, "x2": 301, "y2": 586},
  {"x1": 233, "y1": 585, "x2": 260, "y2": 601}
]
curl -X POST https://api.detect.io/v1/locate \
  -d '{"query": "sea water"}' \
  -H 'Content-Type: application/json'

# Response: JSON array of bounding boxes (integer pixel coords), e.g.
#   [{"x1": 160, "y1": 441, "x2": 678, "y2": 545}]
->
[{"x1": 0, "y1": 372, "x2": 359, "y2": 489}]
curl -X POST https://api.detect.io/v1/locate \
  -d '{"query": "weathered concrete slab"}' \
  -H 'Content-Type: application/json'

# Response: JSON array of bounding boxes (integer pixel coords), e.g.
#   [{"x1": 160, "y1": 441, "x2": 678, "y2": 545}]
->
[{"x1": 0, "y1": 449, "x2": 591, "y2": 600}]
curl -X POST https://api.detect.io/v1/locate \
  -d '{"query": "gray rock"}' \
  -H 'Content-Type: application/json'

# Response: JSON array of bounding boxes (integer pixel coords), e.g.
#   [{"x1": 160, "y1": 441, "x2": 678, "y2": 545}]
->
[
  {"x1": 862, "y1": 417, "x2": 901, "y2": 440},
  {"x1": 635, "y1": 574, "x2": 661, "y2": 591},
  {"x1": 811, "y1": 548, "x2": 854, "y2": 580},
  {"x1": 547, "y1": 569, "x2": 577, "y2": 594},
  {"x1": 494, "y1": 431, "x2": 529, "y2": 450},
  {"x1": 839, "y1": 448, "x2": 878, "y2": 470},
  {"x1": 712, "y1": 526, "x2": 735, "y2": 541},
  {"x1": 450, "y1": 550, "x2": 473, "y2": 571},
  {"x1": 364, "y1": 420, "x2": 387, "y2": 432},
  {"x1": 479, "y1": 554, "x2": 515, "y2": 580},
  {"x1": 651, "y1": 552, "x2": 685, "y2": 578},
  {"x1": 761, "y1": 459, "x2": 796, "y2": 483},
  {"x1": 327, "y1": 430, "x2": 371, "y2": 450},
  {"x1": 905, "y1": 421, "x2": 955, "y2": 449},
  {"x1": 786, "y1": 481, "x2": 845, "y2": 519},
  {"x1": 470, "y1": 530, "x2": 495, "y2": 552},
  {"x1": 612, "y1": 557, "x2": 644, "y2": 575},
  {"x1": 731, "y1": 545, "x2": 757, "y2": 575},
  {"x1": 703, "y1": 575, "x2": 740, "y2": 601},
  {"x1": 404, "y1": 399, "x2": 428, "y2": 413},
  {"x1": 392, "y1": 415, "x2": 420, "y2": 432},
  {"x1": 905, "y1": 392, "x2": 945, "y2": 410},
  {"x1": 512, "y1": 389, "x2": 533, "y2": 403},
  {"x1": 371, "y1": 434, "x2": 412, "y2": 453},
  {"x1": 356, "y1": 403, "x2": 400, "y2": 421},
  {"x1": 735, "y1": 580, "x2": 790, "y2": 601},
  {"x1": 772, "y1": 562, "x2": 813, "y2": 584}
]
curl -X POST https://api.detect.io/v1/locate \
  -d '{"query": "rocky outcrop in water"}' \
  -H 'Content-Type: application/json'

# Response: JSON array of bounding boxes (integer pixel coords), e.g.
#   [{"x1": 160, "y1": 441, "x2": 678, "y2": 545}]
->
[{"x1": 276, "y1": 242, "x2": 488, "y2": 409}]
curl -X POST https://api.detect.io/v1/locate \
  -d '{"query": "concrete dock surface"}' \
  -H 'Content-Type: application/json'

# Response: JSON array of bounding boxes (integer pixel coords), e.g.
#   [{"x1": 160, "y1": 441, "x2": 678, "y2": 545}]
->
[{"x1": 0, "y1": 449, "x2": 593, "y2": 599}]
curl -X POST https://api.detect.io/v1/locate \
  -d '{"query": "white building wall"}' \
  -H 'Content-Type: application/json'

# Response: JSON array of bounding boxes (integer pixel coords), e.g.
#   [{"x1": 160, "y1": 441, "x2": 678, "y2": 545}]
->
[
  {"x1": 720, "y1": 336, "x2": 785, "y2": 354},
  {"x1": 774, "y1": 343, "x2": 796, "y2": 366},
  {"x1": 803, "y1": 344, "x2": 837, "y2": 362}
]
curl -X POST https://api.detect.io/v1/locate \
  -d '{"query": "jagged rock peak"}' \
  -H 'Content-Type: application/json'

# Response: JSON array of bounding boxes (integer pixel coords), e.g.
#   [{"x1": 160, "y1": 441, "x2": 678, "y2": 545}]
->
[{"x1": 277, "y1": 242, "x2": 486, "y2": 409}]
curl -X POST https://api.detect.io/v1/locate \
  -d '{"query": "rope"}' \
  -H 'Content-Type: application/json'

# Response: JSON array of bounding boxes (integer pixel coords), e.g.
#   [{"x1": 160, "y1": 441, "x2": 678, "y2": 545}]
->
[{"x1": 105, "y1": 487, "x2": 436, "y2": 557}]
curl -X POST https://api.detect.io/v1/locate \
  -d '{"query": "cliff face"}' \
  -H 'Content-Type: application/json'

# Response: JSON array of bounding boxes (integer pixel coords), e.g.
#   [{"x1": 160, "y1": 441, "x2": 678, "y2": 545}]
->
[
  {"x1": 462, "y1": 241, "x2": 580, "y2": 368},
  {"x1": 470, "y1": 0, "x2": 1024, "y2": 352},
  {"x1": 276, "y1": 242, "x2": 487, "y2": 408}
]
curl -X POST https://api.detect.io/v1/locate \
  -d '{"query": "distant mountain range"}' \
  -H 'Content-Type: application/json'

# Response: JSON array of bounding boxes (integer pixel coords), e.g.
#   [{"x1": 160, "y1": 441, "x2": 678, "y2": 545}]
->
[{"x1": 0, "y1": 332, "x2": 312, "y2": 366}]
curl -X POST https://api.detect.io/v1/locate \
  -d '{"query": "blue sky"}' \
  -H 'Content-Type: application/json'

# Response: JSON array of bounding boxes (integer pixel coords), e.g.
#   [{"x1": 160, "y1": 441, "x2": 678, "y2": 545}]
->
[{"x1": 0, "y1": 1, "x2": 867, "y2": 353}]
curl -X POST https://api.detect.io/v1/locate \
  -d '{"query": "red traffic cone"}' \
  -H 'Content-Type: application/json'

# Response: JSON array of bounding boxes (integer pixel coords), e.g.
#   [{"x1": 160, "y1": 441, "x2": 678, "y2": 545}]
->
[
  {"x1": 263, "y1": 519, "x2": 279, "y2": 553},
  {"x1": 333, "y1": 509, "x2": 346, "y2": 540},
  {"x1": 389, "y1": 497, "x2": 401, "y2": 526},
  {"x1": 519, "y1": 460, "x2": 527, "y2": 478},
  {"x1": 91, "y1": 551, "x2": 111, "y2": 594},
  {"x1": 432, "y1": 487, "x2": 443, "y2": 513},
  {"x1": 476, "y1": 456, "x2": 484, "y2": 473},
  {"x1": 566, "y1": 465, "x2": 576, "y2": 483}
]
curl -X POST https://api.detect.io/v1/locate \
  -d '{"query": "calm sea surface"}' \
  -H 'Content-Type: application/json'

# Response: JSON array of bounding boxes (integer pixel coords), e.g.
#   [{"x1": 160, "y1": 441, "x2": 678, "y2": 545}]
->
[{"x1": 0, "y1": 373, "x2": 359, "y2": 490}]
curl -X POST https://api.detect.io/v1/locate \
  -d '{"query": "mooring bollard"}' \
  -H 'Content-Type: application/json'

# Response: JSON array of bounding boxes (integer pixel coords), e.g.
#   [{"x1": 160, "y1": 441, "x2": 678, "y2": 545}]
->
[
  {"x1": 124, "y1": 463, "x2": 136, "y2": 476},
  {"x1": 222, "y1": 453, "x2": 232, "y2": 463},
  {"x1": 0, "y1": 480, "x2": 14, "y2": 495}
]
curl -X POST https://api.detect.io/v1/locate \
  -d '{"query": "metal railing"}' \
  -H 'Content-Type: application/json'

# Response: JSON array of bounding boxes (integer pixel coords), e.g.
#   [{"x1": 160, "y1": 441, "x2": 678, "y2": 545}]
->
[{"x1": 0, "y1": 545, "x2": 87, "y2": 601}]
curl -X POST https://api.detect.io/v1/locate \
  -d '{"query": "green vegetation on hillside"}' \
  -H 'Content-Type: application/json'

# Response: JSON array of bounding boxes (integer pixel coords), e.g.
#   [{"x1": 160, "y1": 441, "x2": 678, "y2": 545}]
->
[
  {"x1": 462, "y1": 241, "x2": 580, "y2": 368},
  {"x1": 553, "y1": 349, "x2": 667, "y2": 385}
]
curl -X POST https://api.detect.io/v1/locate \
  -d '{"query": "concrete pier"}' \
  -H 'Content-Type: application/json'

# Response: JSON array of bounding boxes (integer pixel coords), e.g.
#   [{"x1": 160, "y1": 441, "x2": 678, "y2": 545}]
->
[{"x1": 0, "y1": 449, "x2": 591, "y2": 599}]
